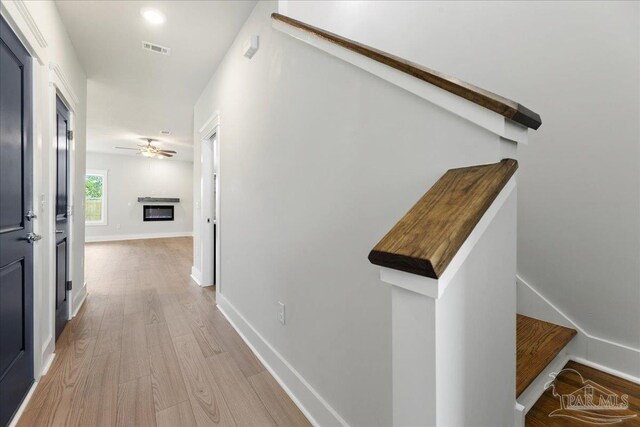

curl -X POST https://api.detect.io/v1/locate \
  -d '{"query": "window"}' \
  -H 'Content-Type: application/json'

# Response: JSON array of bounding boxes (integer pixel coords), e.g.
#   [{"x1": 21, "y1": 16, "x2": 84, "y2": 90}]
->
[{"x1": 85, "y1": 170, "x2": 107, "y2": 225}]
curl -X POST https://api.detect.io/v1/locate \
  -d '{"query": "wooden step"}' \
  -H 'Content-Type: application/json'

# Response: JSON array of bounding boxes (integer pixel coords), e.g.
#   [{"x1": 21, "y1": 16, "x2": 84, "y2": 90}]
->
[
  {"x1": 517, "y1": 314, "x2": 577, "y2": 397},
  {"x1": 526, "y1": 360, "x2": 640, "y2": 426}
]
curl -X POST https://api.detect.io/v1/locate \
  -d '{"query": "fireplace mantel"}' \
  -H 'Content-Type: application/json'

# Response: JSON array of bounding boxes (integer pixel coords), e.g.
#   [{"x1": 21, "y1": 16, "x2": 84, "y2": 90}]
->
[{"x1": 137, "y1": 197, "x2": 180, "y2": 203}]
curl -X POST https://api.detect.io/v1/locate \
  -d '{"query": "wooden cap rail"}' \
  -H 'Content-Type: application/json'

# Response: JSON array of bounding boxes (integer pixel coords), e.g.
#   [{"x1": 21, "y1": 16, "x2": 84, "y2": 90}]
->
[
  {"x1": 368, "y1": 159, "x2": 518, "y2": 279},
  {"x1": 272, "y1": 13, "x2": 541, "y2": 130}
]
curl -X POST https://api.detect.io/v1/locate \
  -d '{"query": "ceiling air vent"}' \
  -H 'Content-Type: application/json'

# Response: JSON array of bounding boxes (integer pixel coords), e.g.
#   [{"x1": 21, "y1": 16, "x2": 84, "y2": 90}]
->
[
  {"x1": 142, "y1": 41, "x2": 170, "y2": 56},
  {"x1": 160, "y1": 130, "x2": 171, "y2": 135}
]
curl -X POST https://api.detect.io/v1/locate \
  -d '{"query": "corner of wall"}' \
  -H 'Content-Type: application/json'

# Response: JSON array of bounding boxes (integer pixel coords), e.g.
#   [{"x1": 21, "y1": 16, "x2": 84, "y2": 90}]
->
[{"x1": 517, "y1": 275, "x2": 640, "y2": 380}]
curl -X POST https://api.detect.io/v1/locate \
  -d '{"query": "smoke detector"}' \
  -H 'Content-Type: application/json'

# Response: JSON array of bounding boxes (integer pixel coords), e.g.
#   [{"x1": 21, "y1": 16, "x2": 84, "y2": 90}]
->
[{"x1": 142, "y1": 41, "x2": 171, "y2": 56}]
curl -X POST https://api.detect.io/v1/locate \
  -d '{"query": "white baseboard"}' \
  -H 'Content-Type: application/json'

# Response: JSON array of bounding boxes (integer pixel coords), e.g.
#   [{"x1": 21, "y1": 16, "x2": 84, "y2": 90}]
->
[
  {"x1": 517, "y1": 275, "x2": 640, "y2": 378},
  {"x1": 216, "y1": 293, "x2": 349, "y2": 427},
  {"x1": 8, "y1": 380, "x2": 38, "y2": 427},
  {"x1": 72, "y1": 282, "x2": 87, "y2": 317},
  {"x1": 190, "y1": 266, "x2": 204, "y2": 287},
  {"x1": 85, "y1": 231, "x2": 193, "y2": 243},
  {"x1": 41, "y1": 352, "x2": 55, "y2": 376},
  {"x1": 569, "y1": 356, "x2": 640, "y2": 385},
  {"x1": 40, "y1": 333, "x2": 54, "y2": 374}
]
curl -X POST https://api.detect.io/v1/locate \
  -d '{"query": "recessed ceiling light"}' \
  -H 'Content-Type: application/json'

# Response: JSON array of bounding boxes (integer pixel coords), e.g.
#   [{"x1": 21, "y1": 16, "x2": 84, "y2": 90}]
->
[{"x1": 141, "y1": 8, "x2": 165, "y2": 25}]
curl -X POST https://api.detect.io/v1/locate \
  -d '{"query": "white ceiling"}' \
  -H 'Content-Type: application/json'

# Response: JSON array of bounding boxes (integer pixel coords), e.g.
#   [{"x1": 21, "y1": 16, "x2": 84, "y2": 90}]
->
[{"x1": 56, "y1": 0, "x2": 256, "y2": 161}]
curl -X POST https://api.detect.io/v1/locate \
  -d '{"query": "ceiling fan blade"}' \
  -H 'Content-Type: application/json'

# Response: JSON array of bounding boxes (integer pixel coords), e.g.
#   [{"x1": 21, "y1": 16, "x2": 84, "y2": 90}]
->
[
  {"x1": 158, "y1": 153, "x2": 174, "y2": 158},
  {"x1": 115, "y1": 147, "x2": 141, "y2": 151},
  {"x1": 158, "y1": 150, "x2": 177, "y2": 154}
]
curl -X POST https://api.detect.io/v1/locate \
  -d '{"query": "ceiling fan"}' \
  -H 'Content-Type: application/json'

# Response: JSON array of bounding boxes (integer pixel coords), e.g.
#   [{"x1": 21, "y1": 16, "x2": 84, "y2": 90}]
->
[{"x1": 115, "y1": 138, "x2": 177, "y2": 158}]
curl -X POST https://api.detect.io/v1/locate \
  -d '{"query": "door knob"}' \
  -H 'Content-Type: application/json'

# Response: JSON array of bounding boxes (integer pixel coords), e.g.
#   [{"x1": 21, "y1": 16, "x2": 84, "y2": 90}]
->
[
  {"x1": 25, "y1": 210, "x2": 37, "y2": 221},
  {"x1": 24, "y1": 232, "x2": 42, "y2": 243}
]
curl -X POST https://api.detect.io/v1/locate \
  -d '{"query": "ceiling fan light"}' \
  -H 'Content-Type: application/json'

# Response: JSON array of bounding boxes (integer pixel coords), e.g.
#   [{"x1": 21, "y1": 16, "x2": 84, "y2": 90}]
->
[{"x1": 141, "y1": 151, "x2": 154, "y2": 158}]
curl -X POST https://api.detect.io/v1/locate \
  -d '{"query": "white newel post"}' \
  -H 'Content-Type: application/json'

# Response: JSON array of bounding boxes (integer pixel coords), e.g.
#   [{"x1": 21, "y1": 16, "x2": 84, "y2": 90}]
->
[{"x1": 380, "y1": 177, "x2": 518, "y2": 427}]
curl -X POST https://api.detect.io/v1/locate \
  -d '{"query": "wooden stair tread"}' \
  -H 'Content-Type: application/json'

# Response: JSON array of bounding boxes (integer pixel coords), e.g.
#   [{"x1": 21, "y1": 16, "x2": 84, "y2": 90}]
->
[
  {"x1": 368, "y1": 159, "x2": 517, "y2": 279},
  {"x1": 272, "y1": 13, "x2": 541, "y2": 130},
  {"x1": 517, "y1": 314, "x2": 577, "y2": 397},
  {"x1": 526, "y1": 360, "x2": 640, "y2": 425}
]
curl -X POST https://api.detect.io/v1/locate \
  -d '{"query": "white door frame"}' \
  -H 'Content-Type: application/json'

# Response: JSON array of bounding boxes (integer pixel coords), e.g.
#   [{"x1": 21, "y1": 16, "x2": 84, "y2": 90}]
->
[
  {"x1": 197, "y1": 113, "x2": 221, "y2": 290},
  {"x1": 48, "y1": 62, "x2": 81, "y2": 328}
]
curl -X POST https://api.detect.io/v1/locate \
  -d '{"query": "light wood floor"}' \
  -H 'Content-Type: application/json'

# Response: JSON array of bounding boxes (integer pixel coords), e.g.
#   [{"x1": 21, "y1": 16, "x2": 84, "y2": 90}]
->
[{"x1": 18, "y1": 237, "x2": 311, "y2": 427}]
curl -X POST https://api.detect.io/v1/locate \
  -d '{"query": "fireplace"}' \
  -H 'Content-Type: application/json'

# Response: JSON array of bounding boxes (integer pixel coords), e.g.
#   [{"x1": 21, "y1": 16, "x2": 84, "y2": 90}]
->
[{"x1": 143, "y1": 205, "x2": 174, "y2": 222}]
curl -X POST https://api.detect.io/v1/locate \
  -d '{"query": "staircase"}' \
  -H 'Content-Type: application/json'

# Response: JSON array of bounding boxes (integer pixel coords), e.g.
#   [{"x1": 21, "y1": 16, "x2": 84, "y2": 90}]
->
[
  {"x1": 515, "y1": 314, "x2": 577, "y2": 423},
  {"x1": 515, "y1": 316, "x2": 640, "y2": 425},
  {"x1": 272, "y1": 10, "x2": 538, "y2": 426},
  {"x1": 273, "y1": 11, "x2": 638, "y2": 427},
  {"x1": 516, "y1": 314, "x2": 577, "y2": 398}
]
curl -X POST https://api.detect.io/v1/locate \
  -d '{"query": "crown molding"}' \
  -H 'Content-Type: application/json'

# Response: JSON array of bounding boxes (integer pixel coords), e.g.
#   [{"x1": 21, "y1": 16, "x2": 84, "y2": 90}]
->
[
  {"x1": 12, "y1": 0, "x2": 47, "y2": 48},
  {"x1": 49, "y1": 62, "x2": 79, "y2": 109}
]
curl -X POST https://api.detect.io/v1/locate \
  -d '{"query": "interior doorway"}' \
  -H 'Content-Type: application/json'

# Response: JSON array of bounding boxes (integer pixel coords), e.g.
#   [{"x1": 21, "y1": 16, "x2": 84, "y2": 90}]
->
[
  {"x1": 54, "y1": 96, "x2": 71, "y2": 340},
  {"x1": 200, "y1": 132, "x2": 220, "y2": 289}
]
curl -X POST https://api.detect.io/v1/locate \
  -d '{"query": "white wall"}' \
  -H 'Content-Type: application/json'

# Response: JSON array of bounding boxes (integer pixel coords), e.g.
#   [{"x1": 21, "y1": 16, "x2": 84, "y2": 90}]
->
[
  {"x1": 85, "y1": 152, "x2": 193, "y2": 241},
  {"x1": 1, "y1": 0, "x2": 87, "y2": 378},
  {"x1": 193, "y1": 2, "x2": 521, "y2": 425},
  {"x1": 283, "y1": 0, "x2": 640, "y2": 360}
]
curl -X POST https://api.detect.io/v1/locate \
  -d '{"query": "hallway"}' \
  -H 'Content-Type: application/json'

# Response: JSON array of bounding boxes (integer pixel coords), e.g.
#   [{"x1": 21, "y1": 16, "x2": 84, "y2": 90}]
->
[{"x1": 16, "y1": 238, "x2": 310, "y2": 427}]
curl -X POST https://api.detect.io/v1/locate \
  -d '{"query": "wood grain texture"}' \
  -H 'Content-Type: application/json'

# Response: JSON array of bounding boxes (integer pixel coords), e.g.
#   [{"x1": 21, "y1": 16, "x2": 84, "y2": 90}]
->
[
  {"x1": 369, "y1": 159, "x2": 518, "y2": 278},
  {"x1": 180, "y1": 297, "x2": 224, "y2": 357},
  {"x1": 173, "y1": 333, "x2": 236, "y2": 426},
  {"x1": 272, "y1": 13, "x2": 542, "y2": 130},
  {"x1": 526, "y1": 360, "x2": 640, "y2": 426},
  {"x1": 17, "y1": 238, "x2": 309, "y2": 427},
  {"x1": 116, "y1": 376, "x2": 156, "y2": 427},
  {"x1": 248, "y1": 371, "x2": 312, "y2": 427},
  {"x1": 31, "y1": 337, "x2": 97, "y2": 427},
  {"x1": 147, "y1": 322, "x2": 190, "y2": 412},
  {"x1": 94, "y1": 295, "x2": 124, "y2": 356},
  {"x1": 206, "y1": 352, "x2": 276, "y2": 426},
  {"x1": 208, "y1": 309, "x2": 265, "y2": 378},
  {"x1": 517, "y1": 314, "x2": 577, "y2": 397},
  {"x1": 119, "y1": 312, "x2": 151, "y2": 384},
  {"x1": 156, "y1": 401, "x2": 197, "y2": 427},
  {"x1": 72, "y1": 350, "x2": 121, "y2": 427}
]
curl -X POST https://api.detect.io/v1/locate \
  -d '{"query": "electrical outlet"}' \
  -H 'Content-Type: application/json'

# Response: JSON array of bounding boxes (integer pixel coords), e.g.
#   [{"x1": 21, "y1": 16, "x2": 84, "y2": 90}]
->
[{"x1": 278, "y1": 301, "x2": 285, "y2": 325}]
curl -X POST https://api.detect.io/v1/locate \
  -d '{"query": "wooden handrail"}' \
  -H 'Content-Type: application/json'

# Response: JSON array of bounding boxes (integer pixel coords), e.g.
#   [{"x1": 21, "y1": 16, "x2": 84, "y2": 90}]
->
[
  {"x1": 272, "y1": 13, "x2": 541, "y2": 130},
  {"x1": 368, "y1": 159, "x2": 518, "y2": 279}
]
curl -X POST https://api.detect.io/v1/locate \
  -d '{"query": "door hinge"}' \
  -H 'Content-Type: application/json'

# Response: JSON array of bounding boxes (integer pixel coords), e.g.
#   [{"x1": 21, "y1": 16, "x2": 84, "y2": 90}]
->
[
  {"x1": 66, "y1": 280, "x2": 72, "y2": 291},
  {"x1": 67, "y1": 130, "x2": 74, "y2": 140}
]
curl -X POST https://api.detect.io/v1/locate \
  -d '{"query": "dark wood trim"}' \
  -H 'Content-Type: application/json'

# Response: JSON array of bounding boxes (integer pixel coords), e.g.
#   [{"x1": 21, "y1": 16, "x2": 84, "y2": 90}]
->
[
  {"x1": 368, "y1": 159, "x2": 518, "y2": 279},
  {"x1": 272, "y1": 13, "x2": 541, "y2": 130}
]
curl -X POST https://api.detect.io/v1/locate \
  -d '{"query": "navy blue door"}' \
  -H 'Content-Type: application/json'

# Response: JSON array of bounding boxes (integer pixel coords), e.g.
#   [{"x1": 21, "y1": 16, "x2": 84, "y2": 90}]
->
[
  {"x1": 0, "y1": 15, "x2": 34, "y2": 427},
  {"x1": 55, "y1": 97, "x2": 70, "y2": 340}
]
